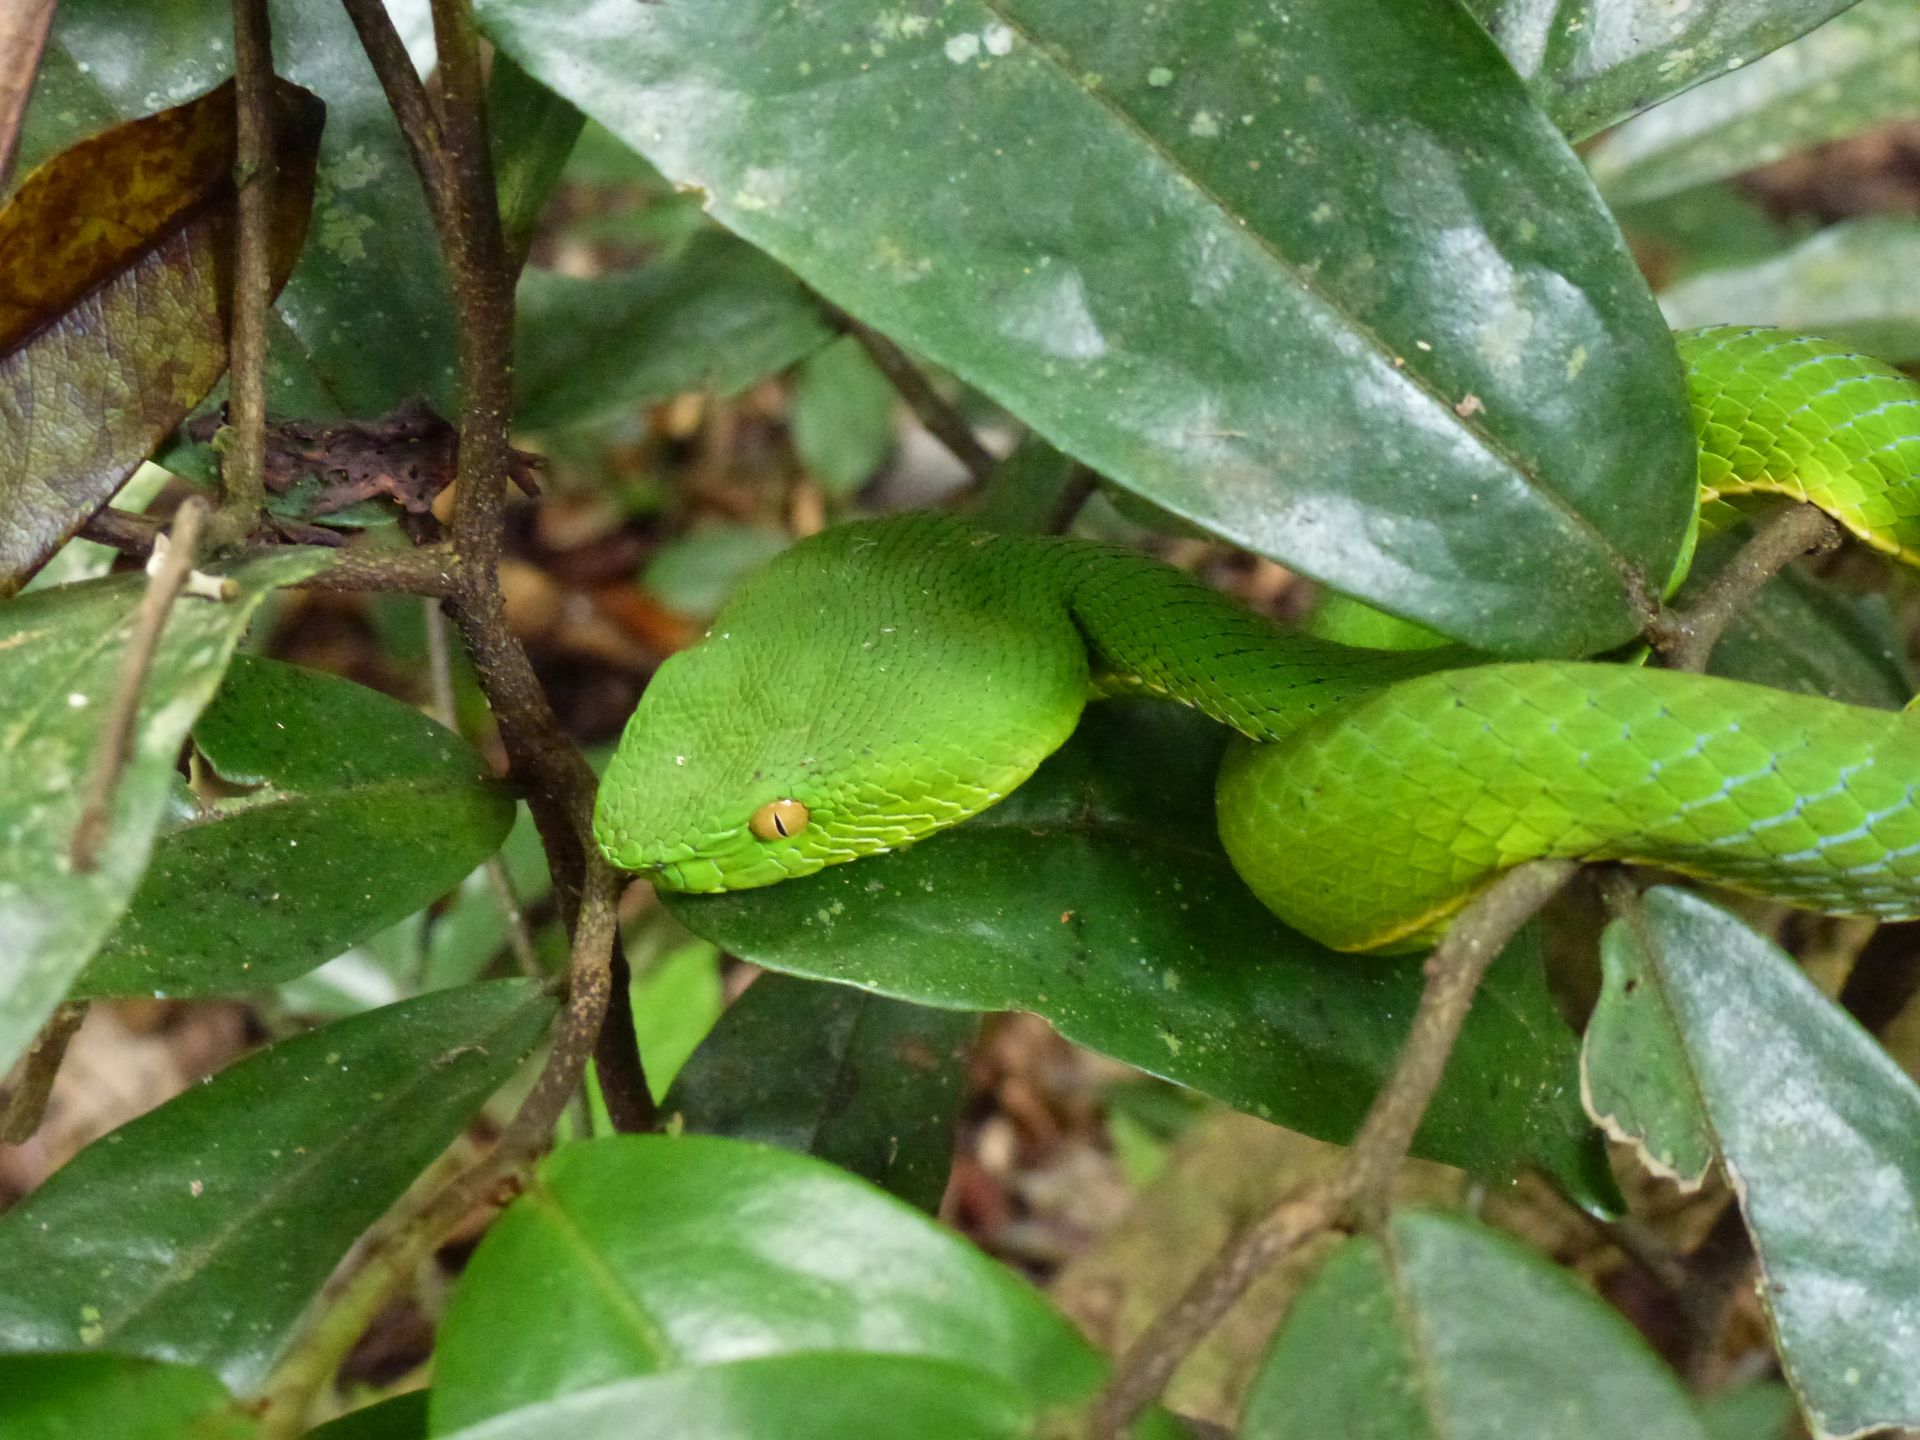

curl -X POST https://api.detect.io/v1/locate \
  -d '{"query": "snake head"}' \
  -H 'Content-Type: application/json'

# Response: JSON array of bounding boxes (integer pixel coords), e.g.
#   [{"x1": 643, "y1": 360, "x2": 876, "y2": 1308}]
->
[{"x1": 593, "y1": 518, "x2": 1089, "y2": 893}]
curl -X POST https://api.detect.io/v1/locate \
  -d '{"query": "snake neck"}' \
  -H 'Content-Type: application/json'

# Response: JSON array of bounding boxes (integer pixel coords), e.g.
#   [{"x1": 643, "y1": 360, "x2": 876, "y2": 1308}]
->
[{"x1": 1025, "y1": 534, "x2": 1455, "y2": 744}]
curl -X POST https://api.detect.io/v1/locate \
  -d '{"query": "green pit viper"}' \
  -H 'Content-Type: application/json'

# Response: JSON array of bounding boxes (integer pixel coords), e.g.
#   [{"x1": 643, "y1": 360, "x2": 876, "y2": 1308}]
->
[{"x1": 595, "y1": 327, "x2": 1920, "y2": 953}]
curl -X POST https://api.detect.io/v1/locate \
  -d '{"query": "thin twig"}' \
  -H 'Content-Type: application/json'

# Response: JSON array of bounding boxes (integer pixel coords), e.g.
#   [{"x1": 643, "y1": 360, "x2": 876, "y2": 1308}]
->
[
  {"x1": 336, "y1": 0, "x2": 449, "y2": 217},
  {"x1": 428, "y1": 0, "x2": 516, "y2": 570},
  {"x1": 829, "y1": 310, "x2": 997, "y2": 485},
  {"x1": 424, "y1": 597, "x2": 542, "y2": 979},
  {"x1": 70, "y1": 498, "x2": 214, "y2": 873},
  {"x1": 78, "y1": 506, "x2": 166, "y2": 557},
  {"x1": 1647, "y1": 504, "x2": 1841, "y2": 672},
  {"x1": 220, "y1": 0, "x2": 277, "y2": 543},
  {"x1": 593, "y1": 942, "x2": 658, "y2": 1133},
  {"x1": 0, "y1": 1003, "x2": 87, "y2": 1144},
  {"x1": 1089, "y1": 859, "x2": 1577, "y2": 1438},
  {"x1": 297, "y1": 543, "x2": 458, "y2": 597},
  {"x1": 255, "y1": 863, "x2": 621, "y2": 1437}
]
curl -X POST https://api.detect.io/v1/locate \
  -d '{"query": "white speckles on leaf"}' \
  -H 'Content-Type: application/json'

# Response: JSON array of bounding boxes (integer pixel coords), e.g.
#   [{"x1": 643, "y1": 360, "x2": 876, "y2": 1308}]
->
[
  {"x1": 1146, "y1": 65, "x2": 1174, "y2": 87},
  {"x1": 982, "y1": 22, "x2": 1014, "y2": 57},
  {"x1": 944, "y1": 32, "x2": 979, "y2": 63},
  {"x1": 1188, "y1": 110, "x2": 1221, "y2": 138}
]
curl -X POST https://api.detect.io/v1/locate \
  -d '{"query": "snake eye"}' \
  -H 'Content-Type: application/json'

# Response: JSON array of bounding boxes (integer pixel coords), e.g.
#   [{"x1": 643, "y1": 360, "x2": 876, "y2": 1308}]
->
[{"x1": 749, "y1": 798, "x2": 809, "y2": 841}]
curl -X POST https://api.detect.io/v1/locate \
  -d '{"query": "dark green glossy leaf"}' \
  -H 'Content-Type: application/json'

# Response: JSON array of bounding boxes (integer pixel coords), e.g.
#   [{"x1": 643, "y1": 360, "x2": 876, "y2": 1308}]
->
[
  {"x1": 0, "y1": 81, "x2": 320, "y2": 591},
  {"x1": 431, "y1": 1356, "x2": 1031, "y2": 1440},
  {"x1": 430, "y1": 1135, "x2": 1103, "y2": 1433},
  {"x1": 0, "y1": 1355, "x2": 254, "y2": 1440},
  {"x1": 1588, "y1": 0, "x2": 1920, "y2": 208},
  {"x1": 0, "y1": 980, "x2": 556, "y2": 1390},
  {"x1": 1700, "y1": 1381, "x2": 1796, "y2": 1440},
  {"x1": 790, "y1": 336, "x2": 898, "y2": 497},
  {"x1": 1466, "y1": 0, "x2": 1867, "y2": 141},
  {"x1": 476, "y1": 0, "x2": 1695, "y2": 656},
  {"x1": 1241, "y1": 1210, "x2": 1709, "y2": 1440},
  {"x1": 422, "y1": 805, "x2": 553, "y2": 992},
  {"x1": 668, "y1": 702, "x2": 1611, "y2": 1205},
  {"x1": 642, "y1": 524, "x2": 791, "y2": 622},
  {"x1": 306, "y1": 1392, "x2": 430, "y2": 1440},
  {"x1": 1661, "y1": 218, "x2": 1920, "y2": 366},
  {"x1": 1622, "y1": 888, "x2": 1920, "y2": 1440},
  {"x1": 488, "y1": 52, "x2": 584, "y2": 270},
  {"x1": 82, "y1": 656, "x2": 515, "y2": 997},
  {"x1": 0, "y1": 550, "x2": 323, "y2": 1077},
  {"x1": 664, "y1": 973, "x2": 976, "y2": 1211},
  {"x1": 514, "y1": 230, "x2": 834, "y2": 433},
  {"x1": 19, "y1": 0, "x2": 457, "y2": 418},
  {"x1": 1581, "y1": 912, "x2": 1716, "y2": 1191}
]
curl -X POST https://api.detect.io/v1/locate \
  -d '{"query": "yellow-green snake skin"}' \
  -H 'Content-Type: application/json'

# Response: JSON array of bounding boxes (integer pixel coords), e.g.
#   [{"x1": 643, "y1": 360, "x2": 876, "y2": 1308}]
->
[{"x1": 596, "y1": 327, "x2": 1920, "y2": 953}]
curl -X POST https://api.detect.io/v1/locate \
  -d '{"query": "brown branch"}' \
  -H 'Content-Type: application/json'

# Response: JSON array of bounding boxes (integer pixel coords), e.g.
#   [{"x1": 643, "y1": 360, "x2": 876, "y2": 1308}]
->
[
  {"x1": 79, "y1": 505, "x2": 165, "y2": 557},
  {"x1": 0, "y1": 0, "x2": 55, "y2": 191},
  {"x1": 428, "y1": 0, "x2": 516, "y2": 570},
  {"x1": 424, "y1": 597, "x2": 542, "y2": 979},
  {"x1": 1647, "y1": 503, "x2": 1841, "y2": 673},
  {"x1": 0, "y1": 1002, "x2": 86, "y2": 1144},
  {"x1": 336, "y1": 0, "x2": 449, "y2": 218},
  {"x1": 254, "y1": 862, "x2": 621, "y2": 1438},
  {"x1": 827, "y1": 309, "x2": 997, "y2": 485},
  {"x1": 296, "y1": 542, "x2": 458, "y2": 596},
  {"x1": 219, "y1": 0, "x2": 276, "y2": 543},
  {"x1": 70, "y1": 498, "x2": 214, "y2": 873},
  {"x1": 593, "y1": 942, "x2": 658, "y2": 1133},
  {"x1": 1088, "y1": 858, "x2": 1578, "y2": 1438}
]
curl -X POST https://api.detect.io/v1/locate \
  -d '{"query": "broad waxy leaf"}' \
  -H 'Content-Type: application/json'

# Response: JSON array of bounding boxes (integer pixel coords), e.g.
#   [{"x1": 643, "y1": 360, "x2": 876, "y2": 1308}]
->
[
  {"x1": 664, "y1": 972, "x2": 977, "y2": 1211},
  {"x1": 1588, "y1": 0, "x2": 1920, "y2": 208},
  {"x1": 1465, "y1": 0, "x2": 1869, "y2": 141},
  {"x1": 1241, "y1": 1210, "x2": 1710, "y2": 1440},
  {"x1": 477, "y1": 0, "x2": 1696, "y2": 656},
  {"x1": 0, "y1": 1355, "x2": 254, "y2": 1440},
  {"x1": 431, "y1": 1136, "x2": 1111, "y2": 1434},
  {"x1": 668, "y1": 703, "x2": 1612, "y2": 1206},
  {"x1": 1661, "y1": 218, "x2": 1920, "y2": 367},
  {"x1": 0, "y1": 81, "x2": 321, "y2": 592},
  {"x1": 19, "y1": 0, "x2": 456, "y2": 420},
  {"x1": 1581, "y1": 912, "x2": 1717, "y2": 1191},
  {"x1": 431, "y1": 1357, "x2": 1033, "y2": 1440},
  {"x1": 1604, "y1": 888, "x2": 1920, "y2": 1440},
  {"x1": 789, "y1": 336, "x2": 898, "y2": 497},
  {"x1": 0, "y1": 980, "x2": 556, "y2": 1390},
  {"x1": 82, "y1": 655, "x2": 516, "y2": 997},
  {"x1": 0, "y1": 550, "x2": 323, "y2": 1078},
  {"x1": 306, "y1": 1392, "x2": 430, "y2": 1440},
  {"x1": 514, "y1": 230, "x2": 834, "y2": 432}
]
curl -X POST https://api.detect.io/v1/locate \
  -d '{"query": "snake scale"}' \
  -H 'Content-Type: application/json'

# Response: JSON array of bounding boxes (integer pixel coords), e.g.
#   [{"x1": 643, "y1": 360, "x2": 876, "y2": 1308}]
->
[{"x1": 595, "y1": 327, "x2": 1920, "y2": 953}]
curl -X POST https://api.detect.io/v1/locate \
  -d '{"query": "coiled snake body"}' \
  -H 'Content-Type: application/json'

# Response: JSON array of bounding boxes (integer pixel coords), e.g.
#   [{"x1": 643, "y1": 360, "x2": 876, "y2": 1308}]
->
[{"x1": 596, "y1": 328, "x2": 1920, "y2": 953}]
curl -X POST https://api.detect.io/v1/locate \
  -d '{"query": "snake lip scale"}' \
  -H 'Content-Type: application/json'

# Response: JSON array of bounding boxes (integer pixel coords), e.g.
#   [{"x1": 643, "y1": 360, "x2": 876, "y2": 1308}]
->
[{"x1": 596, "y1": 327, "x2": 1920, "y2": 955}]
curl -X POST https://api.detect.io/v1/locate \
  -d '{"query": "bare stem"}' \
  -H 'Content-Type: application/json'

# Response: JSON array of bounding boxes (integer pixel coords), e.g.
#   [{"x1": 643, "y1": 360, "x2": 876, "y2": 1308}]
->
[
  {"x1": 254, "y1": 864, "x2": 621, "y2": 1437},
  {"x1": 425, "y1": 597, "x2": 542, "y2": 979},
  {"x1": 831, "y1": 310, "x2": 997, "y2": 485},
  {"x1": 220, "y1": 0, "x2": 277, "y2": 542},
  {"x1": 428, "y1": 0, "x2": 517, "y2": 572},
  {"x1": 70, "y1": 498, "x2": 213, "y2": 873},
  {"x1": 1088, "y1": 858, "x2": 1577, "y2": 1437},
  {"x1": 336, "y1": 0, "x2": 449, "y2": 214},
  {"x1": 0, "y1": 1003, "x2": 87, "y2": 1144},
  {"x1": 593, "y1": 943, "x2": 658, "y2": 1134},
  {"x1": 1647, "y1": 503, "x2": 1840, "y2": 673}
]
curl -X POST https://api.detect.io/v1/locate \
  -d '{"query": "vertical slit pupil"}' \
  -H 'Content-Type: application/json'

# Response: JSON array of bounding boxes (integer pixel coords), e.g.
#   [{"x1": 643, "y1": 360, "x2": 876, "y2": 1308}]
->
[{"x1": 773, "y1": 813, "x2": 789, "y2": 837}]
